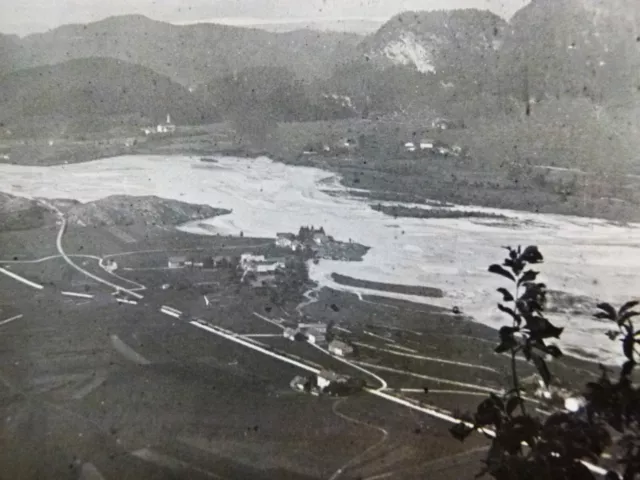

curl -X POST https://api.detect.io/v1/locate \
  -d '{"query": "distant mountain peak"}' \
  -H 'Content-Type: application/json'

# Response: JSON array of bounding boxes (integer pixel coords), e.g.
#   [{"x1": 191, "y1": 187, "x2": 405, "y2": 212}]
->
[{"x1": 361, "y1": 8, "x2": 506, "y2": 75}]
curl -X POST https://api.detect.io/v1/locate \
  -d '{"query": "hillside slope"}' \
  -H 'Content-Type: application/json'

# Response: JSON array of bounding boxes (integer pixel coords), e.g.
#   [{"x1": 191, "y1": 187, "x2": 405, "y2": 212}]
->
[
  {"x1": 498, "y1": 0, "x2": 639, "y2": 102},
  {"x1": 0, "y1": 58, "x2": 219, "y2": 133},
  {"x1": 63, "y1": 195, "x2": 231, "y2": 227},
  {"x1": 0, "y1": 193, "x2": 56, "y2": 231},
  {"x1": 14, "y1": 15, "x2": 362, "y2": 86},
  {"x1": 0, "y1": 193, "x2": 230, "y2": 231},
  {"x1": 360, "y1": 9, "x2": 506, "y2": 82}
]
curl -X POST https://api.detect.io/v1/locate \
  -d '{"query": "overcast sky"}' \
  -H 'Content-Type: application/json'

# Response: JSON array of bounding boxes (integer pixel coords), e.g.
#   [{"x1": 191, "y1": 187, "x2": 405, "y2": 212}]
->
[{"x1": 1, "y1": 0, "x2": 530, "y2": 36}]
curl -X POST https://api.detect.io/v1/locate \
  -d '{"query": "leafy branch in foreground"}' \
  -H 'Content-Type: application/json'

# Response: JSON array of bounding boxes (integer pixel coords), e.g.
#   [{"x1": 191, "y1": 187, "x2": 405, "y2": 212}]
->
[{"x1": 450, "y1": 245, "x2": 640, "y2": 479}]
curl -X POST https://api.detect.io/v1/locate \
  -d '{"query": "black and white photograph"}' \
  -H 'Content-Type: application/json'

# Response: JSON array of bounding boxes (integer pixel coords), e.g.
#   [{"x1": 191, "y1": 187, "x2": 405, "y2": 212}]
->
[{"x1": 0, "y1": 0, "x2": 639, "y2": 479}]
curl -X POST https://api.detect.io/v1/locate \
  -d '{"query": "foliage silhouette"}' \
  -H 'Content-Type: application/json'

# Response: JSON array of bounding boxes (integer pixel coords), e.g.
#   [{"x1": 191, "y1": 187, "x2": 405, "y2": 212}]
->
[{"x1": 451, "y1": 245, "x2": 640, "y2": 479}]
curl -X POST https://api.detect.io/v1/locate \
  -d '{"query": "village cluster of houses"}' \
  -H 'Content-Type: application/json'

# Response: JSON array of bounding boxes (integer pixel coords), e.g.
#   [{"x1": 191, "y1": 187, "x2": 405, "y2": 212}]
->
[
  {"x1": 275, "y1": 226, "x2": 329, "y2": 252},
  {"x1": 285, "y1": 319, "x2": 363, "y2": 396},
  {"x1": 290, "y1": 369, "x2": 365, "y2": 397},
  {"x1": 166, "y1": 251, "x2": 293, "y2": 289},
  {"x1": 239, "y1": 253, "x2": 288, "y2": 288},
  {"x1": 275, "y1": 226, "x2": 367, "y2": 262},
  {"x1": 300, "y1": 118, "x2": 464, "y2": 159},
  {"x1": 282, "y1": 321, "x2": 355, "y2": 357},
  {"x1": 142, "y1": 114, "x2": 176, "y2": 136},
  {"x1": 402, "y1": 139, "x2": 464, "y2": 157},
  {"x1": 167, "y1": 255, "x2": 235, "y2": 269}
]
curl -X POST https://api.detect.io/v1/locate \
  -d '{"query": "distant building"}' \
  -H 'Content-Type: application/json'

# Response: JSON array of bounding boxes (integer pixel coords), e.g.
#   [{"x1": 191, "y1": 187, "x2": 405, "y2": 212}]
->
[
  {"x1": 328, "y1": 340, "x2": 354, "y2": 357},
  {"x1": 103, "y1": 259, "x2": 118, "y2": 273},
  {"x1": 298, "y1": 322, "x2": 327, "y2": 332},
  {"x1": 299, "y1": 322, "x2": 328, "y2": 345},
  {"x1": 290, "y1": 375, "x2": 310, "y2": 392},
  {"x1": 431, "y1": 118, "x2": 458, "y2": 130},
  {"x1": 312, "y1": 232, "x2": 329, "y2": 246},
  {"x1": 157, "y1": 114, "x2": 176, "y2": 134},
  {"x1": 143, "y1": 114, "x2": 176, "y2": 136},
  {"x1": 276, "y1": 233, "x2": 296, "y2": 248},
  {"x1": 283, "y1": 322, "x2": 327, "y2": 344},
  {"x1": 168, "y1": 256, "x2": 187, "y2": 268},
  {"x1": 316, "y1": 370, "x2": 341, "y2": 390},
  {"x1": 240, "y1": 253, "x2": 266, "y2": 266},
  {"x1": 404, "y1": 142, "x2": 416, "y2": 152},
  {"x1": 337, "y1": 138, "x2": 358, "y2": 151},
  {"x1": 283, "y1": 328, "x2": 297, "y2": 341},
  {"x1": 419, "y1": 139, "x2": 434, "y2": 150}
]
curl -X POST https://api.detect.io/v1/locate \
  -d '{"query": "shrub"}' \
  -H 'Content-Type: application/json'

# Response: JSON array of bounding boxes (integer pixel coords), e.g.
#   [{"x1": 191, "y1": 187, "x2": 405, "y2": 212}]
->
[{"x1": 450, "y1": 245, "x2": 639, "y2": 479}]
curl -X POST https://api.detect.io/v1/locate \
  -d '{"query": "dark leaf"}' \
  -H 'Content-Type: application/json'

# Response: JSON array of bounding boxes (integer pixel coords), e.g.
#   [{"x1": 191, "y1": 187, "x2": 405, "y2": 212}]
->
[
  {"x1": 604, "y1": 472, "x2": 620, "y2": 480},
  {"x1": 489, "y1": 264, "x2": 515, "y2": 282},
  {"x1": 526, "y1": 316, "x2": 564, "y2": 340},
  {"x1": 619, "y1": 301, "x2": 640, "y2": 315},
  {"x1": 595, "y1": 312, "x2": 614, "y2": 320},
  {"x1": 495, "y1": 342, "x2": 514, "y2": 354},
  {"x1": 618, "y1": 310, "x2": 640, "y2": 326},
  {"x1": 518, "y1": 270, "x2": 539, "y2": 286},
  {"x1": 623, "y1": 334, "x2": 634, "y2": 360},
  {"x1": 498, "y1": 304, "x2": 519, "y2": 323},
  {"x1": 531, "y1": 353, "x2": 551, "y2": 386},
  {"x1": 496, "y1": 326, "x2": 518, "y2": 353},
  {"x1": 497, "y1": 288, "x2": 514, "y2": 302},
  {"x1": 543, "y1": 344, "x2": 563, "y2": 358},
  {"x1": 621, "y1": 360, "x2": 636, "y2": 378},
  {"x1": 489, "y1": 393, "x2": 505, "y2": 411},
  {"x1": 596, "y1": 303, "x2": 617, "y2": 321},
  {"x1": 475, "y1": 397, "x2": 503, "y2": 427},
  {"x1": 521, "y1": 245, "x2": 543, "y2": 264}
]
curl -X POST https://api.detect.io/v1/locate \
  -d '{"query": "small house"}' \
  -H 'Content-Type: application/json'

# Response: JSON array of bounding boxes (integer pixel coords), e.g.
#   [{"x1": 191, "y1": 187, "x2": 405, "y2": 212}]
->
[
  {"x1": 316, "y1": 370, "x2": 341, "y2": 390},
  {"x1": 404, "y1": 142, "x2": 416, "y2": 153},
  {"x1": 431, "y1": 118, "x2": 458, "y2": 130},
  {"x1": 328, "y1": 340, "x2": 354, "y2": 357},
  {"x1": 157, "y1": 114, "x2": 176, "y2": 134},
  {"x1": 276, "y1": 233, "x2": 296, "y2": 249},
  {"x1": 299, "y1": 323, "x2": 327, "y2": 344},
  {"x1": 240, "y1": 253, "x2": 266, "y2": 265},
  {"x1": 103, "y1": 259, "x2": 118, "y2": 273},
  {"x1": 168, "y1": 256, "x2": 187, "y2": 268},
  {"x1": 290, "y1": 375, "x2": 310, "y2": 392},
  {"x1": 419, "y1": 139, "x2": 434, "y2": 150}
]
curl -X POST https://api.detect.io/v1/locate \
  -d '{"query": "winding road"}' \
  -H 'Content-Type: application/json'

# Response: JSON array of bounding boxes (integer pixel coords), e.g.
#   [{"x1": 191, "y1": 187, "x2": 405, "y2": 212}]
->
[{"x1": 38, "y1": 199, "x2": 144, "y2": 299}]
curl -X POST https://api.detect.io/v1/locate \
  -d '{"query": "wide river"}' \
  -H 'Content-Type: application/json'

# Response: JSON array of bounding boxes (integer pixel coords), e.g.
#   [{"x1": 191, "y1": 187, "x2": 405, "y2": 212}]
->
[{"x1": 2, "y1": 155, "x2": 640, "y2": 364}]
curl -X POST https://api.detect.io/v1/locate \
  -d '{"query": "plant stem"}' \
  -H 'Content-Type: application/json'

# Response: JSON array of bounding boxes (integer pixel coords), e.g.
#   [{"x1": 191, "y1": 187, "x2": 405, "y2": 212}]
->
[
  {"x1": 512, "y1": 283, "x2": 527, "y2": 416},
  {"x1": 511, "y1": 348, "x2": 527, "y2": 416}
]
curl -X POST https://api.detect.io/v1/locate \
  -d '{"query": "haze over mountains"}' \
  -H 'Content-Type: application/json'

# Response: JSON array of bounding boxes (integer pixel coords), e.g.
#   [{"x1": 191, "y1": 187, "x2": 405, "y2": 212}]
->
[{"x1": 0, "y1": 0, "x2": 637, "y2": 135}]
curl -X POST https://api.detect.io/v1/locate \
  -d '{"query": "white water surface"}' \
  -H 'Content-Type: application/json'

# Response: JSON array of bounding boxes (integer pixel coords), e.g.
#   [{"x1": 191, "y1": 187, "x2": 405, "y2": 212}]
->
[{"x1": 1, "y1": 154, "x2": 638, "y2": 364}]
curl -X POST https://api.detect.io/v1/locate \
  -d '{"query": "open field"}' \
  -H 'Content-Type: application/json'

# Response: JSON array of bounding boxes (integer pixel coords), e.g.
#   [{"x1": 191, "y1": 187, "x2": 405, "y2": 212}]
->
[
  {"x1": 0, "y1": 264, "x2": 493, "y2": 479},
  {"x1": 0, "y1": 209, "x2": 625, "y2": 479},
  {"x1": 0, "y1": 216, "x2": 504, "y2": 479}
]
